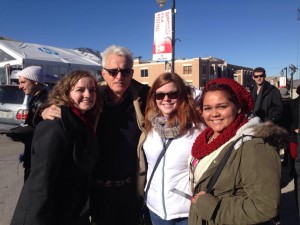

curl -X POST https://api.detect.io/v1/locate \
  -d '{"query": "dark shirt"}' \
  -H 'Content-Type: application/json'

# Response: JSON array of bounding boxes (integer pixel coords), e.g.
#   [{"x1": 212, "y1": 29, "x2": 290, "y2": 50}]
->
[{"x1": 94, "y1": 92, "x2": 141, "y2": 180}]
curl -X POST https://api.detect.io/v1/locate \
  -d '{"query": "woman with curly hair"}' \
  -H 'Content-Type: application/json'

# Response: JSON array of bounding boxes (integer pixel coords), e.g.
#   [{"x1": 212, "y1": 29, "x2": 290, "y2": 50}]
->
[
  {"x1": 189, "y1": 78, "x2": 288, "y2": 225},
  {"x1": 142, "y1": 72, "x2": 204, "y2": 225},
  {"x1": 11, "y1": 70, "x2": 101, "y2": 225}
]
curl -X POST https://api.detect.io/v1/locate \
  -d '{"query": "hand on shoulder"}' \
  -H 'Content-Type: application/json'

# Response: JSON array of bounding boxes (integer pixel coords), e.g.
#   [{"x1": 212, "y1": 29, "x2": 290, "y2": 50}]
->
[{"x1": 42, "y1": 105, "x2": 61, "y2": 120}]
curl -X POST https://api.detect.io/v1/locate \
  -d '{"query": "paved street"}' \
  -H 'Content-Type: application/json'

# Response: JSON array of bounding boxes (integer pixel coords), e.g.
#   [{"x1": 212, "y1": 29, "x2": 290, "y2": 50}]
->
[
  {"x1": 0, "y1": 135, "x2": 23, "y2": 225},
  {"x1": 0, "y1": 134, "x2": 299, "y2": 224}
]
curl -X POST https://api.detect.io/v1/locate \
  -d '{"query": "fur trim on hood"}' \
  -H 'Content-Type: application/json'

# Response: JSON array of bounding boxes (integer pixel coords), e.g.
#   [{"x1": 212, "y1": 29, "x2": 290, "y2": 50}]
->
[
  {"x1": 252, "y1": 121, "x2": 289, "y2": 151},
  {"x1": 234, "y1": 117, "x2": 289, "y2": 152}
]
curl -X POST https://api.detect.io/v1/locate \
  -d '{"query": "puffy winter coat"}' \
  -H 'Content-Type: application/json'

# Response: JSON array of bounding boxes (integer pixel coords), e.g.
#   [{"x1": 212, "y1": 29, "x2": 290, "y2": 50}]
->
[
  {"x1": 143, "y1": 127, "x2": 201, "y2": 220},
  {"x1": 188, "y1": 117, "x2": 288, "y2": 225}
]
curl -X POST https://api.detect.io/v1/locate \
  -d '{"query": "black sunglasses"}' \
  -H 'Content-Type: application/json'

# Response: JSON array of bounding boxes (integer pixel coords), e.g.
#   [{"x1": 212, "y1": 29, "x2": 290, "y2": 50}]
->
[
  {"x1": 103, "y1": 68, "x2": 132, "y2": 77},
  {"x1": 155, "y1": 91, "x2": 180, "y2": 100},
  {"x1": 253, "y1": 75, "x2": 265, "y2": 78}
]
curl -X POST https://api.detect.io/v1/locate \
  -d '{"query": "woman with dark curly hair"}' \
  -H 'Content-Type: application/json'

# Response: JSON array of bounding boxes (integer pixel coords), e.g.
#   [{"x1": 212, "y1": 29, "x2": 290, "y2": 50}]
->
[
  {"x1": 188, "y1": 78, "x2": 288, "y2": 225},
  {"x1": 11, "y1": 70, "x2": 101, "y2": 225}
]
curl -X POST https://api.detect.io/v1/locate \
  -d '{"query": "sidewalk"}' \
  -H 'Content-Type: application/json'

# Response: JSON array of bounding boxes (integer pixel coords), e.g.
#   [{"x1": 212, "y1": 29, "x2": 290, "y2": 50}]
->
[{"x1": 280, "y1": 163, "x2": 299, "y2": 225}]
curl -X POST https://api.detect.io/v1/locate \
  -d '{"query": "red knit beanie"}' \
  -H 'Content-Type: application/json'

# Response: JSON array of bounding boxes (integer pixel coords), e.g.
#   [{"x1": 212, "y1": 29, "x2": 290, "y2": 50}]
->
[{"x1": 204, "y1": 78, "x2": 254, "y2": 114}]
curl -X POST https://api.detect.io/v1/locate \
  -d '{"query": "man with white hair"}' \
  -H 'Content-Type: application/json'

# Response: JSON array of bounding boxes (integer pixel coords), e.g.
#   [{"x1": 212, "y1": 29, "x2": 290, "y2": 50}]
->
[{"x1": 10, "y1": 66, "x2": 48, "y2": 181}]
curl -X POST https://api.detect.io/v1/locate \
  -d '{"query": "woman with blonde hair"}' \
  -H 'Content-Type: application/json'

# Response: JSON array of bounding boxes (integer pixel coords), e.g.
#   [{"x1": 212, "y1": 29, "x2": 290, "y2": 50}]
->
[
  {"x1": 11, "y1": 70, "x2": 101, "y2": 225},
  {"x1": 142, "y1": 72, "x2": 204, "y2": 225}
]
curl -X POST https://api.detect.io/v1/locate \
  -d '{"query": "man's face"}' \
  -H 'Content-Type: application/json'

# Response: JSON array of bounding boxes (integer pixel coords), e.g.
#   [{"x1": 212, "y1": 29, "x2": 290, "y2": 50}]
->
[
  {"x1": 252, "y1": 72, "x2": 265, "y2": 86},
  {"x1": 102, "y1": 54, "x2": 133, "y2": 98},
  {"x1": 18, "y1": 76, "x2": 36, "y2": 95}
]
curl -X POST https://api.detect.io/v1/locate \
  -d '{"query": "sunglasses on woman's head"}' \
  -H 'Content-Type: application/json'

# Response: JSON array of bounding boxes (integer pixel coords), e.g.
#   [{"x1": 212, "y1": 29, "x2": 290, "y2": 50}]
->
[
  {"x1": 103, "y1": 68, "x2": 132, "y2": 77},
  {"x1": 155, "y1": 91, "x2": 180, "y2": 100}
]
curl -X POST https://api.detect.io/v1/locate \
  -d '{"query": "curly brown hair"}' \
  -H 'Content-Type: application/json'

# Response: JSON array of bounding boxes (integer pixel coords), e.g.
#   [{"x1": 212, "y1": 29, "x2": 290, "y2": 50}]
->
[
  {"x1": 48, "y1": 70, "x2": 102, "y2": 117},
  {"x1": 144, "y1": 72, "x2": 201, "y2": 135}
]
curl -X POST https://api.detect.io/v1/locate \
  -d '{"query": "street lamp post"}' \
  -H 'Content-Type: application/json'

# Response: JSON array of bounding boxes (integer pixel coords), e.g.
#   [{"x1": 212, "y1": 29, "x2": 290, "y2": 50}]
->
[
  {"x1": 156, "y1": 0, "x2": 176, "y2": 74},
  {"x1": 280, "y1": 67, "x2": 288, "y2": 89},
  {"x1": 289, "y1": 64, "x2": 297, "y2": 98}
]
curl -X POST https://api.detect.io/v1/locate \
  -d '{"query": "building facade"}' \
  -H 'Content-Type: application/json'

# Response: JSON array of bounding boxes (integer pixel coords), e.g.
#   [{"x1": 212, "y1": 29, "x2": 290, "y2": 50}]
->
[{"x1": 133, "y1": 56, "x2": 254, "y2": 89}]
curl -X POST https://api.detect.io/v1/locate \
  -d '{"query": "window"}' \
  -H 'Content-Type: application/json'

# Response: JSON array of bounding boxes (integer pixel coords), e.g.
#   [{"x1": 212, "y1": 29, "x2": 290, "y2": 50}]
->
[
  {"x1": 0, "y1": 49, "x2": 15, "y2": 62},
  {"x1": 183, "y1": 65, "x2": 192, "y2": 74},
  {"x1": 141, "y1": 69, "x2": 148, "y2": 77},
  {"x1": 202, "y1": 78, "x2": 207, "y2": 87},
  {"x1": 202, "y1": 66, "x2": 207, "y2": 74}
]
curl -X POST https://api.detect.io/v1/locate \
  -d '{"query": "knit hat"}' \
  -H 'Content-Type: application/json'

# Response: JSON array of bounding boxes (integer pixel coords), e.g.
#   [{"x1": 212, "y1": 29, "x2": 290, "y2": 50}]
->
[
  {"x1": 203, "y1": 78, "x2": 254, "y2": 114},
  {"x1": 18, "y1": 66, "x2": 45, "y2": 85}
]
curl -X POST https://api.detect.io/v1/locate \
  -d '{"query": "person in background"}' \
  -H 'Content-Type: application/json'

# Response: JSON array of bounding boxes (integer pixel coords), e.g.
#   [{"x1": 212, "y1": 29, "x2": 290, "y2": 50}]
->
[
  {"x1": 142, "y1": 72, "x2": 204, "y2": 225},
  {"x1": 297, "y1": 134, "x2": 300, "y2": 218},
  {"x1": 189, "y1": 78, "x2": 287, "y2": 225},
  {"x1": 251, "y1": 67, "x2": 283, "y2": 124},
  {"x1": 289, "y1": 86, "x2": 300, "y2": 162},
  {"x1": 41, "y1": 45, "x2": 150, "y2": 225},
  {"x1": 10, "y1": 70, "x2": 101, "y2": 225},
  {"x1": 291, "y1": 85, "x2": 300, "y2": 216},
  {"x1": 7, "y1": 66, "x2": 48, "y2": 181}
]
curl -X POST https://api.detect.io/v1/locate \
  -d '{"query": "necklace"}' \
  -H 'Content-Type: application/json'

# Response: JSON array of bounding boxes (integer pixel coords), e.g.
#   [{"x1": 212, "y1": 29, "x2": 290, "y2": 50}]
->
[{"x1": 208, "y1": 134, "x2": 218, "y2": 143}]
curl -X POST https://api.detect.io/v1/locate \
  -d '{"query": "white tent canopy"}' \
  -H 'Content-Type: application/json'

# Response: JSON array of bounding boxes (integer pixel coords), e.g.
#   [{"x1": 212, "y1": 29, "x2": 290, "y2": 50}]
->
[
  {"x1": 0, "y1": 40, "x2": 101, "y2": 84},
  {"x1": 0, "y1": 40, "x2": 101, "y2": 67}
]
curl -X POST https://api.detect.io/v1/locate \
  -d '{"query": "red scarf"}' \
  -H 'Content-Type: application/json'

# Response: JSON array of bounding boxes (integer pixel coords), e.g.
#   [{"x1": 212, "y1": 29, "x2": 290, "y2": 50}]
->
[
  {"x1": 191, "y1": 114, "x2": 247, "y2": 159},
  {"x1": 70, "y1": 107, "x2": 96, "y2": 139}
]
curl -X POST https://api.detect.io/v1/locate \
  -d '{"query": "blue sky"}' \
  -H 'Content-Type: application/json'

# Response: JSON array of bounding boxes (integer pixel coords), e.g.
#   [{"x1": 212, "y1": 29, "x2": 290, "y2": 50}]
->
[{"x1": 1, "y1": 0, "x2": 300, "y2": 79}]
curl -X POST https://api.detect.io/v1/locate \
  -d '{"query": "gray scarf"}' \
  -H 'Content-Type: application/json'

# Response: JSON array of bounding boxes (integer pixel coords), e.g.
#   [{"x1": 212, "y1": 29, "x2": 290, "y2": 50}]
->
[{"x1": 151, "y1": 113, "x2": 181, "y2": 139}]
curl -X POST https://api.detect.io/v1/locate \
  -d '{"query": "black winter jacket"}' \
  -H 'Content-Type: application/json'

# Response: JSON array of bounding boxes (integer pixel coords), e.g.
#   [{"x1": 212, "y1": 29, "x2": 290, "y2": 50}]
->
[
  {"x1": 251, "y1": 81, "x2": 283, "y2": 123},
  {"x1": 11, "y1": 106, "x2": 99, "y2": 225},
  {"x1": 9, "y1": 88, "x2": 48, "y2": 180}
]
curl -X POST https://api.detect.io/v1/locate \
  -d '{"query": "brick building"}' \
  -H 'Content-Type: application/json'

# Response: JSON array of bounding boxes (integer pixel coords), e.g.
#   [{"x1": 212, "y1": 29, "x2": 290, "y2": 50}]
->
[{"x1": 133, "y1": 56, "x2": 253, "y2": 89}]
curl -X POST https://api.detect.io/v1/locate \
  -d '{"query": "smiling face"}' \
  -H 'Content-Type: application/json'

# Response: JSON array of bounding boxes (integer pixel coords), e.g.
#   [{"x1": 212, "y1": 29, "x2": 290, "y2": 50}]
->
[
  {"x1": 101, "y1": 54, "x2": 133, "y2": 101},
  {"x1": 202, "y1": 90, "x2": 241, "y2": 137},
  {"x1": 155, "y1": 82, "x2": 181, "y2": 117},
  {"x1": 69, "y1": 77, "x2": 97, "y2": 113}
]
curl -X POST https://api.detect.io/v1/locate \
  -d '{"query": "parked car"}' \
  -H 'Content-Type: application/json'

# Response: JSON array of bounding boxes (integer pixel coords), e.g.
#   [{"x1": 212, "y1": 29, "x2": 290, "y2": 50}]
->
[{"x1": 0, "y1": 85, "x2": 30, "y2": 129}]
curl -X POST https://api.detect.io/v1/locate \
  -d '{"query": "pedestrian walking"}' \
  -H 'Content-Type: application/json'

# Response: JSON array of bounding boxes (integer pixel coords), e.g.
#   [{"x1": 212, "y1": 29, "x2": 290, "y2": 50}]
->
[{"x1": 7, "y1": 66, "x2": 48, "y2": 181}]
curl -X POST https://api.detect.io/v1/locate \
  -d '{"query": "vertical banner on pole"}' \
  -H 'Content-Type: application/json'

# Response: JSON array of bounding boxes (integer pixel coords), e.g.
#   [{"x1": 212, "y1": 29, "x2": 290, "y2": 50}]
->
[
  {"x1": 153, "y1": 9, "x2": 172, "y2": 61},
  {"x1": 279, "y1": 76, "x2": 287, "y2": 88}
]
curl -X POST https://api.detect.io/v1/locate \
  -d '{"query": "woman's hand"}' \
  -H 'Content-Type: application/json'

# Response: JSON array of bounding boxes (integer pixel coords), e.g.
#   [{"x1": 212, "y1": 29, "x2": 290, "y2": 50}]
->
[
  {"x1": 191, "y1": 191, "x2": 206, "y2": 204},
  {"x1": 41, "y1": 105, "x2": 61, "y2": 120}
]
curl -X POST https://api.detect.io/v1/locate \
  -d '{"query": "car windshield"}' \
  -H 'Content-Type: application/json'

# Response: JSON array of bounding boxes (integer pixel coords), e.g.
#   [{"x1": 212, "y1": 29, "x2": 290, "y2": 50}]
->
[{"x1": 0, "y1": 86, "x2": 25, "y2": 104}]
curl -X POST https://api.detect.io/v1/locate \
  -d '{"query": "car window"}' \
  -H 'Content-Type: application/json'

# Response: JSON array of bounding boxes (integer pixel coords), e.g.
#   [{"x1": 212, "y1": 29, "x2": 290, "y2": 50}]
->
[{"x1": 0, "y1": 87, "x2": 25, "y2": 104}]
